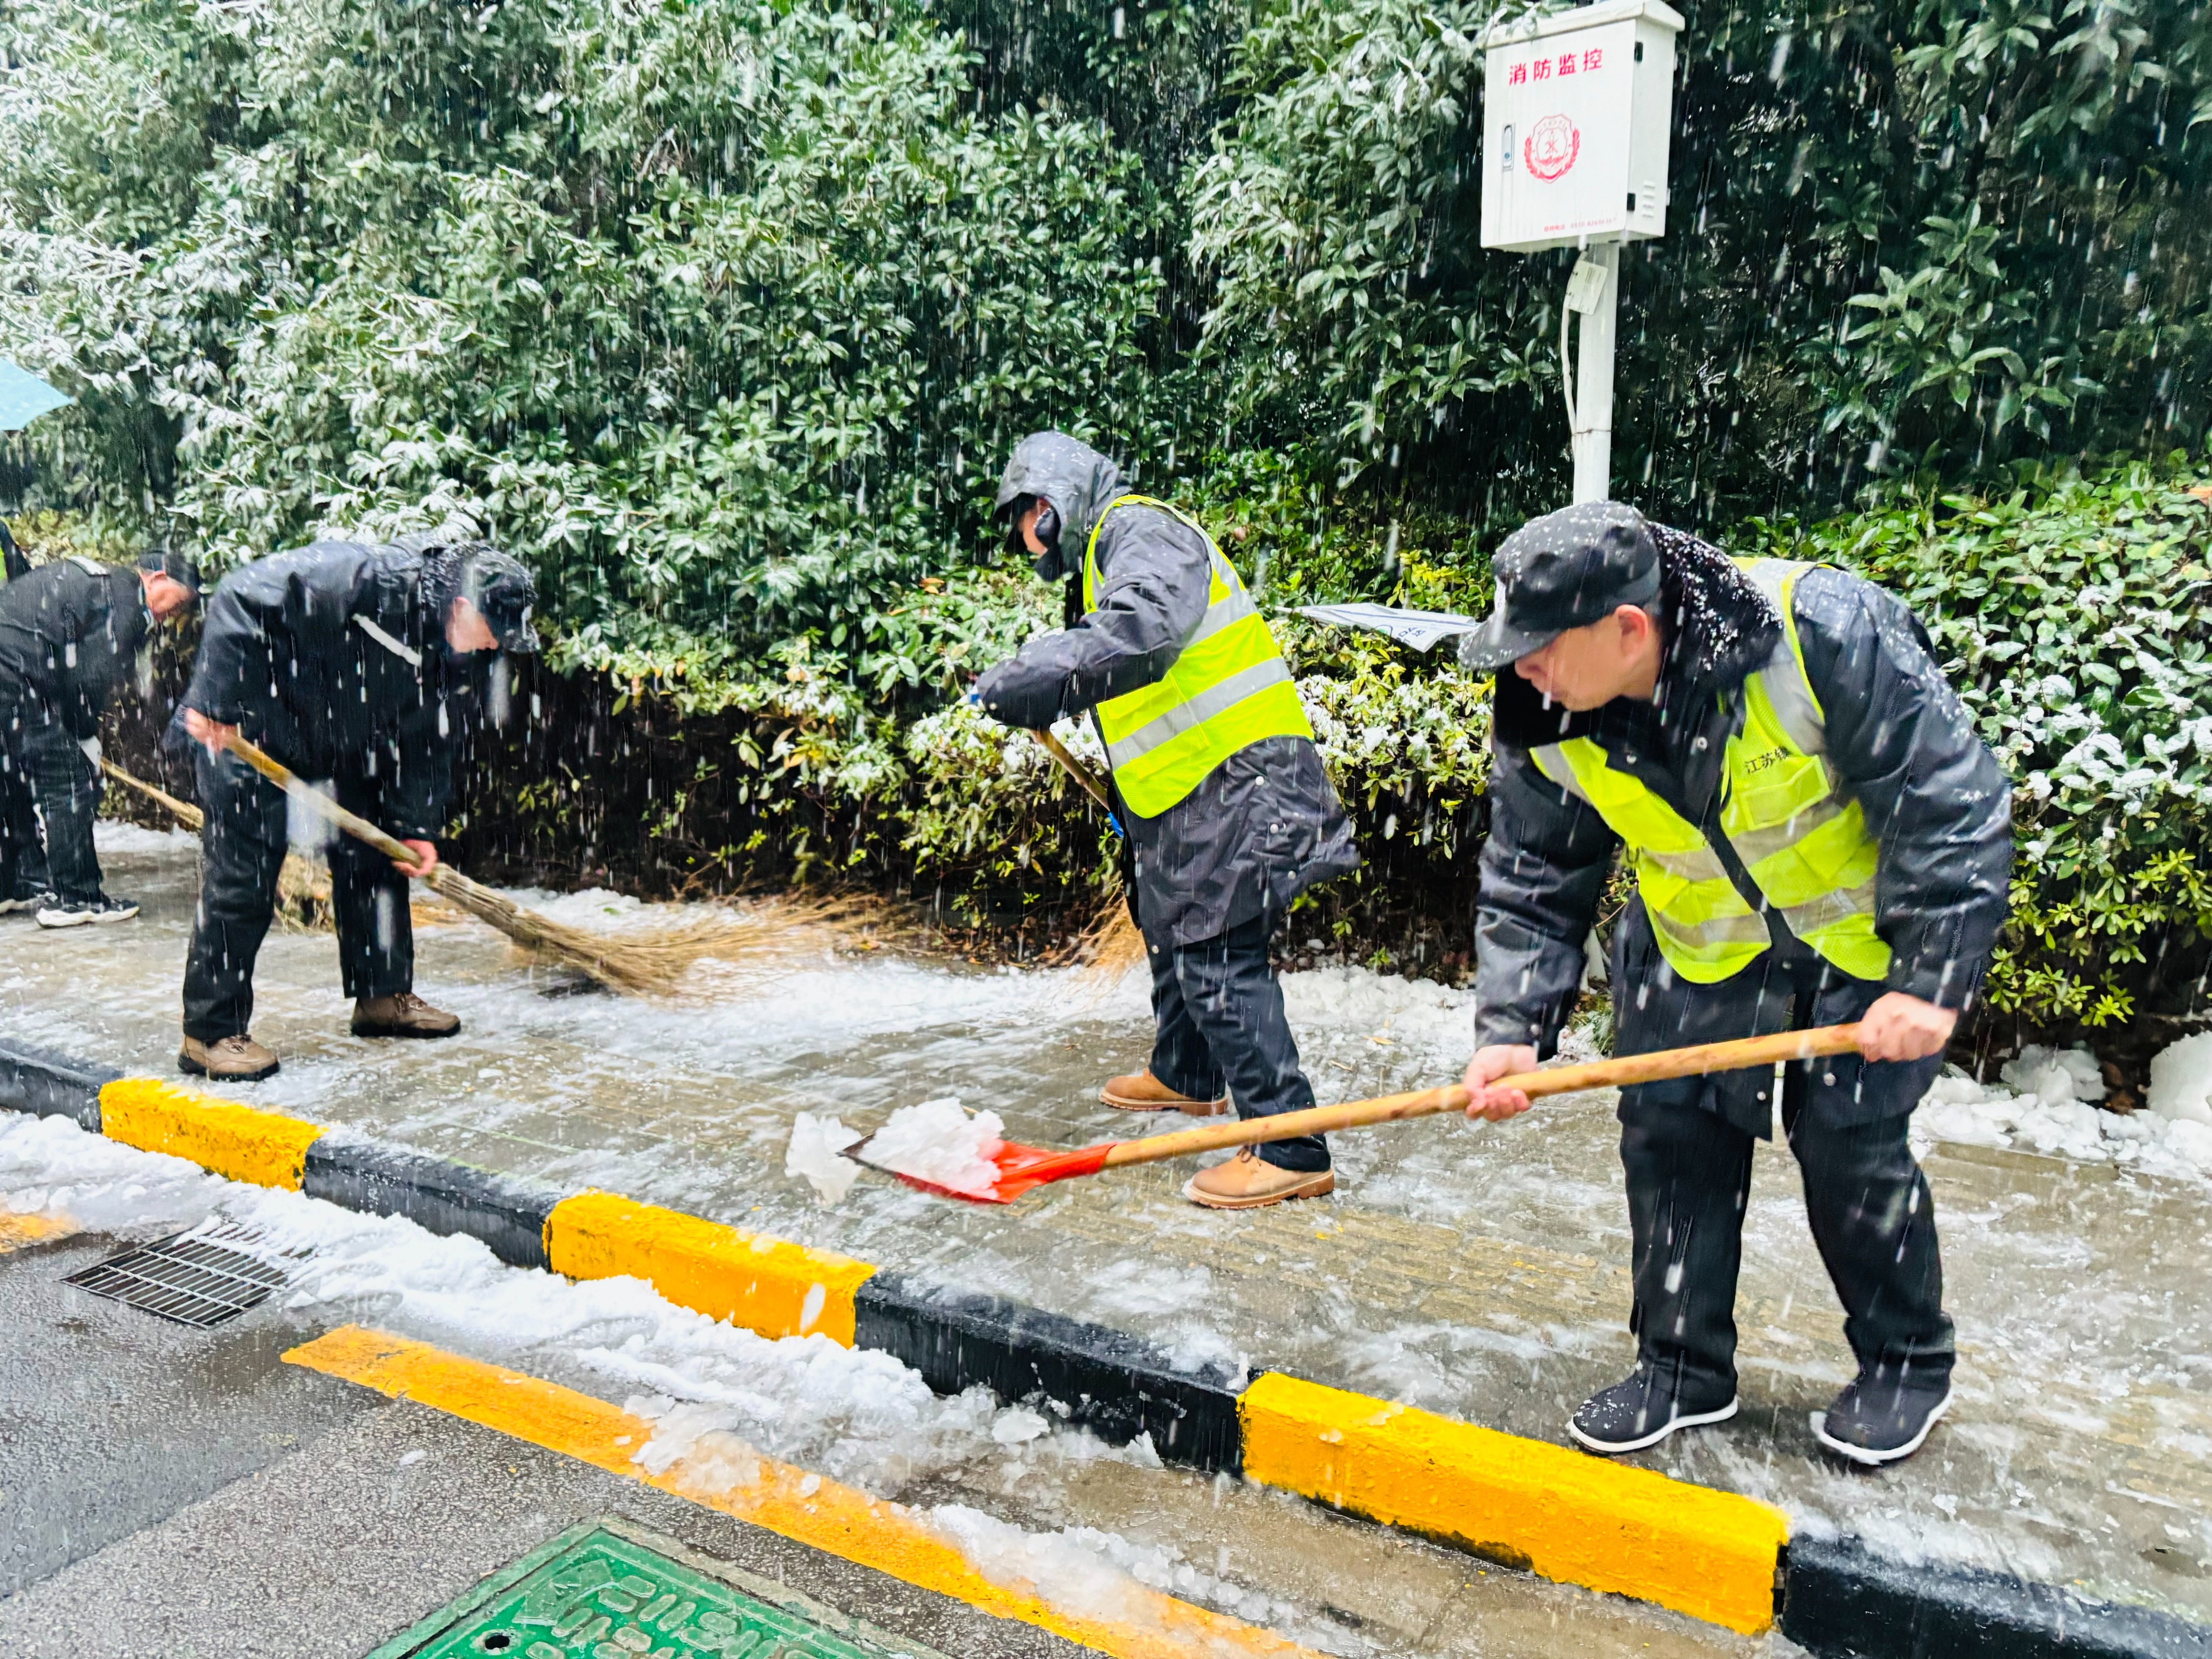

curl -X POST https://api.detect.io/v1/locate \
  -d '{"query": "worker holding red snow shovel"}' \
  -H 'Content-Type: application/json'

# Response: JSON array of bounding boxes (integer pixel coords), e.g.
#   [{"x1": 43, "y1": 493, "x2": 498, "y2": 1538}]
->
[
  {"x1": 973, "y1": 432, "x2": 1360, "y2": 1211},
  {"x1": 1458, "y1": 503, "x2": 2011, "y2": 1468}
]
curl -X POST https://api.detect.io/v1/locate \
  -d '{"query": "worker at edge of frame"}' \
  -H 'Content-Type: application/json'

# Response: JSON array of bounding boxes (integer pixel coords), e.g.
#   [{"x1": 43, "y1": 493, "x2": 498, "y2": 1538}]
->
[
  {"x1": 173, "y1": 535, "x2": 540, "y2": 1084},
  {"x1": 1458, "y1": 501, "x2": 2012, "y2": 1469},
  {"x1": 0, "y1": 546, "x2": 201, "y2": 926},
  {"x1": 971, "y1": 431, "x2": 1361, "y2": 1211}
]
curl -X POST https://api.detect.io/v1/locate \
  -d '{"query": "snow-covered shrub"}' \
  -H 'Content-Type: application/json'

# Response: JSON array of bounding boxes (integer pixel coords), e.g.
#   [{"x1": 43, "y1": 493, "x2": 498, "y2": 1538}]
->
[{"x1": 1751, "y1": 461, "x2": 2212, "y2": 1030}]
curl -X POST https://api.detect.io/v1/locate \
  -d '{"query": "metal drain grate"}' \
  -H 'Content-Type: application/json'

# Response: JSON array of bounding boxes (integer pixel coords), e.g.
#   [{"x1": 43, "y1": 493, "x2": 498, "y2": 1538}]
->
[{"x1": 65, "y1": 1220, "x2": 294, "y2": 1328}]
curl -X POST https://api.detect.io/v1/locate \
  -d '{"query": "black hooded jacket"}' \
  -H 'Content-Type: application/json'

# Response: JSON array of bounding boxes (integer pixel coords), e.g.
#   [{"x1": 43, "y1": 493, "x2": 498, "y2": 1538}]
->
[
  {"x1": 0, "y1": 555, "x2": 151, "y2": 738},
  {"x1": 181, "y1": 541, "x2": 474, "y2": 840},
  {"x1": 1474, "y1": 527, "x2": 2012, "y2": 1120},
  {"x1": 975, "y1": 434, "x2": 1359, "y2": 945}
]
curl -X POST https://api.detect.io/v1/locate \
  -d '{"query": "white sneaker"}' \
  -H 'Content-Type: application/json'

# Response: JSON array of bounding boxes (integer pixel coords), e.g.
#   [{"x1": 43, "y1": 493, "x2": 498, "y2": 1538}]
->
[{"x1": 36, "y1": 894, "x2": 141, "y2": 928}]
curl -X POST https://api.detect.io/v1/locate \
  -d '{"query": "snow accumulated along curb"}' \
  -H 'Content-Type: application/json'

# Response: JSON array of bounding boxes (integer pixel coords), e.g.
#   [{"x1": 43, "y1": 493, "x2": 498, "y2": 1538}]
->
[
  {"x1": 6, "y1": 1034, "x2": 2211, "y2": 1656},
  {"x1": 1916, "y1": 1043, "x2": 2212, "y2": 1179}
]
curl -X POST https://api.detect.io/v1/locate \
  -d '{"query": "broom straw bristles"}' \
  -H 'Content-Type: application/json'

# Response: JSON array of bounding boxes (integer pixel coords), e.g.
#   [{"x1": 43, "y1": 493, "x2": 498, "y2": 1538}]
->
[
  {"x1": 99, "y1": 758, "x2": 331, "y2": 924},
  {"x1": 201, "y1": 735, "x2": 822, "y2": 997}
]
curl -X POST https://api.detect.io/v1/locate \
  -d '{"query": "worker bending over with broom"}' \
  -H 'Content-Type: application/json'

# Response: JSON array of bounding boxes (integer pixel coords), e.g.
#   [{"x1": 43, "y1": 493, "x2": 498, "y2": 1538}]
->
[
  {"x1": 175, "y1": 537, "x2": 539, "y2": 1081},
  {"x1": 974, "y1": 432, "x2": 1359, "y2": 1210},
  {"x1": 1459, "y1": 503, "x2": 2010, "y2": 1467},
  {"x1": 0, "y1": 548, "x2": 201, "y2": 924}
]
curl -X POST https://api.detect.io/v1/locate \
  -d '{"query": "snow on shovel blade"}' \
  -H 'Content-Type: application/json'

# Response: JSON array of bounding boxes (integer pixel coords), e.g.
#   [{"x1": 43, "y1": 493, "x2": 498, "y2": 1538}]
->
[{"x1": 842, "y1": 1134, "x2": 1118, "y2": 1204}]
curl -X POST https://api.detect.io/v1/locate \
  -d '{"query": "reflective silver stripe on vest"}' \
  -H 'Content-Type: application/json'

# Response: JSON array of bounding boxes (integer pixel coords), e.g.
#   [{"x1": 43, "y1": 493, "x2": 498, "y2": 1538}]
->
[
  {"x1": 1656, "y1": 908, "x2": 1774, "y2": 949},
  {"x1": 1640, "y1": 843, "x2": 1739, "y2": 887},
  {"x1": 1726, "y1": 795, "x2": 1845, "y2": 867},
  {"x1": 1741, "y1": 561, "x2": 1826, "y2": 757},
  {"x1": 1533, "y1": 745, "x2": 1738, "y2": 887},
  {"x1": 1531, "y1": 744, "x2": 1588, "y2": 802},
  {"x1": 1104, "y1": 657, "x2": 1294, "y2": 768},
  {"x1": 353, "y1": 614, "x2": 422, "y2": 667},
  {"x1": 1183, "y1": 581, "x2": 1259, "y2": 650},
  {"x1": 1777, "y1": 879, "x2": 1878, "y2": 937}
]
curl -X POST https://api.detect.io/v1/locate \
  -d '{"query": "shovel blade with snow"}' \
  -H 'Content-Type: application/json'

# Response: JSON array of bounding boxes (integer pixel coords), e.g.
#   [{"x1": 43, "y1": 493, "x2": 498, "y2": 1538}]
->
[{"x1": 844, "y1": 1025, "x2": 1867, "y2": 1204}]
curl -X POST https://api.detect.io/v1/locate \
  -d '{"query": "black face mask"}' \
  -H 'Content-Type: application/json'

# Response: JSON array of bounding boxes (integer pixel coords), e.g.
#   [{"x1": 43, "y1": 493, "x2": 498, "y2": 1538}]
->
[{"x1": 1026, "y1": 503, "x2": 1064, "y2": 580}]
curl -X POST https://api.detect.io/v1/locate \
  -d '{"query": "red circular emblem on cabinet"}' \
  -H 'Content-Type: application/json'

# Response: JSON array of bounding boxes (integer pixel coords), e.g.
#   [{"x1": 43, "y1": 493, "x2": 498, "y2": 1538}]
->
[{"x1": 1524, "y1": 114, "x2": 1581, "y2": 181}]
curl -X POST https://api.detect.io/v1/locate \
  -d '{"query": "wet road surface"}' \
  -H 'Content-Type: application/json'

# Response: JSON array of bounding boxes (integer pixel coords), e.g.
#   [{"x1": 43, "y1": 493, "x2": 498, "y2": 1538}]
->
[{"x1": 1, "y1": 827, "x2": 2207, "y2": 1639}]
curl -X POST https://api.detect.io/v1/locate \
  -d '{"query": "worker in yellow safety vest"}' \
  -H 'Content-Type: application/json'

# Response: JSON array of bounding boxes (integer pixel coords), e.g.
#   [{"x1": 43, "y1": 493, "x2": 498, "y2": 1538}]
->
[
  {"x1": 1457, "y1": 502, "x2": 2011, "y2": 1468},
  {"x1": 973, "y1": 432, "x2": 1360, "y2": 1209}
]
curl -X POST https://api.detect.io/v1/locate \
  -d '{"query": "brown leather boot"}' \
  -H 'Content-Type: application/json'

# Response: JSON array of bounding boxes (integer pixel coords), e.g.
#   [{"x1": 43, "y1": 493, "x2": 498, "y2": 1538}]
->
[
  {"x1": 179, "y1": 1034, "x2": 281, "y2": 1082},
  {"x1": 351, "y1": 992, "x2": 461, "y2": 1039},
  {"x1": 1184, "y1": 1148, "x2": 1335, "y2": 1210},
  {"x1": 1100, "y1": 1069, "x2": 1229, "y2": 1115}
]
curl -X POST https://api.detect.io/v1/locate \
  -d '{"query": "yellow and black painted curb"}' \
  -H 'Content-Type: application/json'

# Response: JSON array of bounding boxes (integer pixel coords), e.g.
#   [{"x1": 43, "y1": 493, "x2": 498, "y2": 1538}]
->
[{"x1": 4, "y1": 1035, "x2": 2205, "y2": 1659}]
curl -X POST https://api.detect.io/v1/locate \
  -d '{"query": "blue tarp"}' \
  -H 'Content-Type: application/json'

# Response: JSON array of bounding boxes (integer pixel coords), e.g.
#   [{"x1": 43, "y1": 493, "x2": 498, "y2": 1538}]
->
[{"x1": 0, "y1": 359, "x2": 72, "y2": 431}]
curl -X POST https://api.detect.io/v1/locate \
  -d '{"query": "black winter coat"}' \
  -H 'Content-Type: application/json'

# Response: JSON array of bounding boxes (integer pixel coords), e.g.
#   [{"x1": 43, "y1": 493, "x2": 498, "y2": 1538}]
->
[
  {"x1": 0, "y1": 556, "x2": 150, "y2": 737},
  {"x1": 1472, "y1": 528, "x2": 2013, "y2": 1131},
  {"x1": 181, "y1": 541, "x2": 473, "y2": 840},
  {"x1": 975, "y1": 434, "x2": 1358, "y2": 945}
]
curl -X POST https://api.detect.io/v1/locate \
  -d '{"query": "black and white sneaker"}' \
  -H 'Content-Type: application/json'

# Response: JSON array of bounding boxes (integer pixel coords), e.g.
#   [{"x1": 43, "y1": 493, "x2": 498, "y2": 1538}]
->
[
  {"x1": 0, "y1": 890, "x2": 46, "y2": 916},
  {"x1": 35, "y1": 893, "x2": 141, "y2": 928},
  {"x1": 1568, "y1": 1367, "x2": 1740, "y2": 1455},
  {"x1": 1812, "y1": 1370, "x2": 1953, "y2": 1467}
]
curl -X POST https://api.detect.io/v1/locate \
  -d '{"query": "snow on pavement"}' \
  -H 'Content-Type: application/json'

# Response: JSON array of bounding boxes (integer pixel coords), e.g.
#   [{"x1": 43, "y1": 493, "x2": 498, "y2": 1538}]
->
[{"x1": 0, "y1": 1109, "x2": 1367, "y2": 1654}]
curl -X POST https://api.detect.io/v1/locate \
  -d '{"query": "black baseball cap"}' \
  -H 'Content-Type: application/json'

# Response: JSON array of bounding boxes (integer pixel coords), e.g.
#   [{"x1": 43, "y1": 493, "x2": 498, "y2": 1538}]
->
[
  {"x1": 1457, "y1": 502, "x2": 1661, "y2": 672},
  {"x1": 137, "y1": 546, "x2": 202, "y2": 597},
  {"x1": 458, "y1": 547, "x2": 541, "y2": 654}
]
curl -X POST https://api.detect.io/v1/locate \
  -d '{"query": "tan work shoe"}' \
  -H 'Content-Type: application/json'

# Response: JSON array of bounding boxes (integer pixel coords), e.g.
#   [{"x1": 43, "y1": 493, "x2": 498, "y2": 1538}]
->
[
  {"x1": 179, "y1": 1034, "x2": 280, "y2": 1082},
  {"x1": 351, "y1": 992, "x2": 462, "y2": 1040},
  {"x1": 1100, "y1": 1069, "x2": 1230, "y2": 1115},
  {"x1": 1184, "y1": 1147, "x2": 1335, "y2": 1210}
]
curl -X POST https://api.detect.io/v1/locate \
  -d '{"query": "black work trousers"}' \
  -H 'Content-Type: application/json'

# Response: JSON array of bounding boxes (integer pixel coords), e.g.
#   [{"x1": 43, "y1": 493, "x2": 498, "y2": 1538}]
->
[
  {"x1": 1621, "y1": 1083, "x2": 1955, "y2": 1403},
  {"x1": 182, "y1": 748, "x2": 415, "y2": 1041},
  {"x1": 1147, "y1": 914, "x2": 1328, "y2": 1172},
  {"x1": 0, "y1": 687, "x2": 101, "y2": 903}
]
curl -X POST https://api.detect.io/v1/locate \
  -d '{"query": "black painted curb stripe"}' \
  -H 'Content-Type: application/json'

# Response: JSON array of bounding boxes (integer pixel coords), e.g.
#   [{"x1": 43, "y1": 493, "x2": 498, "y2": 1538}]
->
[
  {"x1": 1782, "y1": 1535, "x2": 2212, "y2": 1658},
  {"x1": 0, "y1": 1036, "x2": 120, "y2": 1132},
  {"x1": 4, "y1": 1037, "x2": 2208, "y2": 1655},
  {"x1": 302, "y1": 1134, "x2": 563, "y2": 1271},
  {"x1": 855, "y1": 1269, "x2": 1247, "y2": 1474}
]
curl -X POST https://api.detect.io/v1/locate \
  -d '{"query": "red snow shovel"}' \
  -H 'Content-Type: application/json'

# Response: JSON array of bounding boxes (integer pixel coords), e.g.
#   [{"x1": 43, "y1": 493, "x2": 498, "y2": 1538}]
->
[{"x1": 849, "y1": 1023, "x2": 1867, "y2": 1204}]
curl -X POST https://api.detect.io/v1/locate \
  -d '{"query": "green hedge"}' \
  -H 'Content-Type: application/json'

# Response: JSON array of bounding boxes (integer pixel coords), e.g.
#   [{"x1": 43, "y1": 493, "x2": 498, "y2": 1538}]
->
[
  {"x1": 493, "y1": 454, "x2": 2212, "y2": 1037},
  {"x1": 1748, "y1": 457, "x2": 2212, "y2": 1032}
]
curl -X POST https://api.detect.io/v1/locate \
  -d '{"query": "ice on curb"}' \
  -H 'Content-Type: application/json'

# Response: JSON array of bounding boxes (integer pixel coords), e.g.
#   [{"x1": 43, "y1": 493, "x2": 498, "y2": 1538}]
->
[
  {"x1": 863, "y1": 1096, "x2": 1005, "y2": 1198},
  {"x1": 784, "y1": 1112, "x2": 864, "y2": 1205}
]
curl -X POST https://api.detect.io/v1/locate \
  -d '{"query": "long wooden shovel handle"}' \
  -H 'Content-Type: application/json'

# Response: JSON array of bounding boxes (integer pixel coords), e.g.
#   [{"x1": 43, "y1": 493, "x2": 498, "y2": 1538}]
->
[
  {"x1": 220, "y1": 734, "x2": 422, "y2": 866},
  {"x1": 1030, "y1": 728, "x2": 1115, "y2": 815},
  {"x1": 1095, "y1": 1023, "x2": 1865, "y2": 1170}
]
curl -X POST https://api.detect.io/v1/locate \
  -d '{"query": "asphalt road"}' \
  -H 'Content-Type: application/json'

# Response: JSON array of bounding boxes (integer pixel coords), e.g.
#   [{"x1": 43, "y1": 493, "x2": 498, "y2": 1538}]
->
[{"x1": 0, "y1": 1227, "x2": 1086, "y2": 1659}]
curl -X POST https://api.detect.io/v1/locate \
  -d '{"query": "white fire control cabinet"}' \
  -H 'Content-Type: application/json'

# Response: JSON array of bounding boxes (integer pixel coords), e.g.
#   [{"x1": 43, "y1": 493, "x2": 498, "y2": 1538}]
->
[{"x1": 1480, "y1": 0, "x2": 1684, "y2": 253}]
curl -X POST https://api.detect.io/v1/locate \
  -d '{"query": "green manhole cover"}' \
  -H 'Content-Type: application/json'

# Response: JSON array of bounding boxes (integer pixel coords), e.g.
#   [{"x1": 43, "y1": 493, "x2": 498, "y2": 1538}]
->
[{"x1": 367, "y1": 1519, "x2": 945, "y2": 1659}]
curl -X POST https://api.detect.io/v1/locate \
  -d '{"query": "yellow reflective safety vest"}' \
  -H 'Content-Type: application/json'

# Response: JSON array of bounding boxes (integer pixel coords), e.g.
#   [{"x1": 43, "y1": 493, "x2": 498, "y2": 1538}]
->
[
  {"x1": 1080, "y1": 494, "x2": 1313, "y2": 818},
  {"x1": 1528, "y1": 559, "x2": 1890, "y2": 986}
]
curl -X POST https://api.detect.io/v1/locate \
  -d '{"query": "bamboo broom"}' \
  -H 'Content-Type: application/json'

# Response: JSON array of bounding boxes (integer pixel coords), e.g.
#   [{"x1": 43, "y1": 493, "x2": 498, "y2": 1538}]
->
[
  {"x1": 98, "y1": 757, "x2": 332, "y2": 921},
  {"x1": 1028, "y1": 728, "x2": 1147, "y2": 981},
  {"x1": 214, "y1": 733, "x2": 796, "y2": 995}
]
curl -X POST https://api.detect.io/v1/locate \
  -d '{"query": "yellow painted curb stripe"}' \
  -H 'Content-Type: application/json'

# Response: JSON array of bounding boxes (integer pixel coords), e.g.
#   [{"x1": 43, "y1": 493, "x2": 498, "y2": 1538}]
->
[
  {"x1": 287, "y1": 1325, "x2": 1317, "y2": 1659},
  {"x1": 545, "y1": 1190, "x2": 877, "y2": 1345},
  {"x1": 1237, "y1": 1371, "x2": 1787, "y2": 1635},
  {"x1": 98, "y1": 1077, "x2": 324, "y2": 1190},
  {"x1": 0, "y1": 1212, "x2": 74, "y2": 1252}
]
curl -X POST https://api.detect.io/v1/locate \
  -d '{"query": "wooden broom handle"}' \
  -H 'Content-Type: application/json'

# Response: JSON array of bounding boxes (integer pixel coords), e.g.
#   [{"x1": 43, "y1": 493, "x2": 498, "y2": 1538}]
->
[
  {"x1": 1030, "y1": 728, "x2": 1115, "y2": 815},
  {"x1": 1096, "y1": 1023, "x2": 1865, "y2": 1170},
  {"x1": 221, "y1": 733, "x2": 422, "y2": 866}
]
